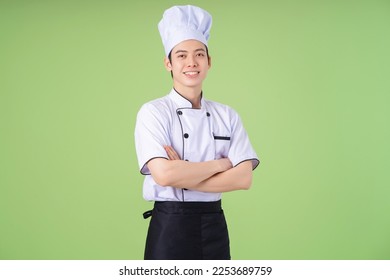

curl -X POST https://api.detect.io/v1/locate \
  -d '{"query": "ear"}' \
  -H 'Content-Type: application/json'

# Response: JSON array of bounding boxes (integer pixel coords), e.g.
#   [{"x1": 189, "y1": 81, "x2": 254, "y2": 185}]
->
[
  {"x1": 208, "y1": 55, "x2": 212, "y2": 69},
  {"x1": 164, "y1": 57, "x2": 172, "y2": 72}
]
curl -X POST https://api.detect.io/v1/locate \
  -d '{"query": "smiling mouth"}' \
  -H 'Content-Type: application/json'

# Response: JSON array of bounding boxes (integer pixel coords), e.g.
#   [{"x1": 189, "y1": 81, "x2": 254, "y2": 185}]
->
[{"x1": 183, "y1": 71, "x2": 200, "y2": 76}]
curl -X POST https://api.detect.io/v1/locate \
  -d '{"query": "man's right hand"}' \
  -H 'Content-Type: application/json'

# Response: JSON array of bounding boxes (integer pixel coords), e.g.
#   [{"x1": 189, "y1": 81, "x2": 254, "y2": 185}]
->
[{"x1": 218, "y1": 158, "x2": 233, "y2": 173}]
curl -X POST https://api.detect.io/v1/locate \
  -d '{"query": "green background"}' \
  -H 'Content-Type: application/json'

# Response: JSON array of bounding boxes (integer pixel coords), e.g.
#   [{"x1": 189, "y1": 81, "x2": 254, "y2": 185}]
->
[{"x1": 1, "y1": 0, "x2": 389, "y2": 259}]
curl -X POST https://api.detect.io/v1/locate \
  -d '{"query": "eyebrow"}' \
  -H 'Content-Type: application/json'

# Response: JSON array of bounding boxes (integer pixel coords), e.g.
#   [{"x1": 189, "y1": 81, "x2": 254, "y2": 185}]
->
[{"x1": 174, "y1": 48, "x2": 206, "y2": 54}]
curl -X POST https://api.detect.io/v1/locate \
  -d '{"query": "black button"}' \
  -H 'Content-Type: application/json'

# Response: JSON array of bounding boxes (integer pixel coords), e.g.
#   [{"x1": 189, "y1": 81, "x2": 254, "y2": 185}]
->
[
  {"x1": 206, "y1": 112, "x2": 210, "y2": 117},
  {"x1": 177, "y1": 110, "x2": 183, "y2": 115},
  {"x1": 184, "y1": 188, "x2": 188, "y2": 191},
  {"x1": 185, "y1": 159, "x2": 189, "y2": 161},
  {"x1": 184, "y1": 133, "x2": 189, "y2": 138}
]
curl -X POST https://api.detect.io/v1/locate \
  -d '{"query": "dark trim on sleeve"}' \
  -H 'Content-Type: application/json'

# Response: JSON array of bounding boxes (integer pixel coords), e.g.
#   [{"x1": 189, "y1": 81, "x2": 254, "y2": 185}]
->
[
  {"x1": 234, "y1": 158, "x2": 260, "y2": 171},
  {"x1": 140, "y1": 156, "x2": 169, "y2": 176}
]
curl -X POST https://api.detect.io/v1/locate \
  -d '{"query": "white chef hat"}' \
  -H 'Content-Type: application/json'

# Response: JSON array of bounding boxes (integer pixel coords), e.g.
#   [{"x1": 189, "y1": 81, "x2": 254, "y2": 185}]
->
[{"x1": 158, "y1": 5, "x2": 212, "y2": 57}]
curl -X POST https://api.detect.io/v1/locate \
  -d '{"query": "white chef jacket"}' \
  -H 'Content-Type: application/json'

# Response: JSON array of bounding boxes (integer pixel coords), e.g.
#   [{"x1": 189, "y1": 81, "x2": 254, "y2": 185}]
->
[{"x1": 135, "y1": 89, "x2": 260, "y2": 202}]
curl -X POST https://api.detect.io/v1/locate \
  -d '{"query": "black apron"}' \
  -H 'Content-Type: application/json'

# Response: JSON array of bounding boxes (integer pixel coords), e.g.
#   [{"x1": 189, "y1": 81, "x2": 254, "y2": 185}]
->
[{"x1": 143, "y1": 200, "x2": 230, "y2": 260}]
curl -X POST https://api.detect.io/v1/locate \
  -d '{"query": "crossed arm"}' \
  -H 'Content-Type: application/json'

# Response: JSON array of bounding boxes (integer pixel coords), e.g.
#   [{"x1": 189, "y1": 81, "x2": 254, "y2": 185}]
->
[{"x1": 147, "y1": 146, "x2": 253, "y2": 193}]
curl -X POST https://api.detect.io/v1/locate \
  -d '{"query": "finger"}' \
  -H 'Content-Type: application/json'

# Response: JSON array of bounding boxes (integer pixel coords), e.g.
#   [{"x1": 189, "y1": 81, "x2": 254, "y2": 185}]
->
[
  {"x1": 164, "y1": 146, "x2": 174, "y2": 160},
  {"x1": 168, "y1": 146, "x2": 180, "y2": 160},
  {"x1": 164, "y1": 146, "x2": 180, "y2": 160}
]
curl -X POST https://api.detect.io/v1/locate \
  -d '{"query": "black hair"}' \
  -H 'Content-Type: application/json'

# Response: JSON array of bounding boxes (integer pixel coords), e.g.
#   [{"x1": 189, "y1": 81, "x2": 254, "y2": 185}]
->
[{"x1": 168, "y1": 51, "x2": 174, "y2": 78}]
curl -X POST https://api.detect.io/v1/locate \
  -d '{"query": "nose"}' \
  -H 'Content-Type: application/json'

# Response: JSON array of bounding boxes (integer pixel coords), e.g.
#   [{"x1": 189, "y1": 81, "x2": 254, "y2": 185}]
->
[{"x1": 187, "y1": 55, "x2": 198, "y2": 67}]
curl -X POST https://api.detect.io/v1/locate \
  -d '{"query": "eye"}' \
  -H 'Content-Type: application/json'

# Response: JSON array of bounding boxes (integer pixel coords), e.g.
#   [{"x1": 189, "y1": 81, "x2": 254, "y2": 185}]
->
[
  {"x1": 177, "y1": 54, "x2": 186, "y2": 59},
  {"x1": 196, "y1": 53, "x2": 205, "y2": 57}
]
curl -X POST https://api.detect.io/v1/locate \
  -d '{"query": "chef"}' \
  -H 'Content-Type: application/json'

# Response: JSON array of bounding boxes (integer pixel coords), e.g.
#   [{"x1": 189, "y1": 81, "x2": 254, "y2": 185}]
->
[{"x1": 134, "y1": 5, "x2": 260, "y2": 260}]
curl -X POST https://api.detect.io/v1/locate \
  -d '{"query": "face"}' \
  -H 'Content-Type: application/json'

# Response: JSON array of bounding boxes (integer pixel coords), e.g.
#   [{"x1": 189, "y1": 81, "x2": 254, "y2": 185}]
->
[{"x1": 164, "y1": 39, "x2": 211, "y2": 91}]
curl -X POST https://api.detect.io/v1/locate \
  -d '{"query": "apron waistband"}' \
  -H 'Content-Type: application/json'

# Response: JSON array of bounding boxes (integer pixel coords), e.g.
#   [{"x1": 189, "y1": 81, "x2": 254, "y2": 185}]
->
[{"x1": 143, "y1": 200, "x2": 222, "y2": 219}]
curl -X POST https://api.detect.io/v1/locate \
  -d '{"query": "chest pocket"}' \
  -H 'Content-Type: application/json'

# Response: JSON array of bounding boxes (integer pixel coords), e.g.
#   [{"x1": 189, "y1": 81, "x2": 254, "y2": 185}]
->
[{"x1": 213, "y1": 134, "x2": 231, "y2": 159}]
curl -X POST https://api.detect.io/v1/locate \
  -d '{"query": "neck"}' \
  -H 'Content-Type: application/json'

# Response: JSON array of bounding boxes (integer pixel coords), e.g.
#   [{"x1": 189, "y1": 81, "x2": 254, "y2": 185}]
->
[{"x1": 173, "y1": 83, "x2": 202, "y2": 108}]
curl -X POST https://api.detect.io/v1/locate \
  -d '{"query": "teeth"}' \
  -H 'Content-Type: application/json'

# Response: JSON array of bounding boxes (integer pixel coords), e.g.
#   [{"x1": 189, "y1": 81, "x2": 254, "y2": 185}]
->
[{"x1": 184, "y1": 71, "x2": 199, "y2": 75}]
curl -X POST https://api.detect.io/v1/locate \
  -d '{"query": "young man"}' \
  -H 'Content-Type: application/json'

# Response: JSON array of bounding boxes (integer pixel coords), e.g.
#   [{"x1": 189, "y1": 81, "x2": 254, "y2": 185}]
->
[{"x1": 134, "y1": 5, "x2": 260, "y2": 260}]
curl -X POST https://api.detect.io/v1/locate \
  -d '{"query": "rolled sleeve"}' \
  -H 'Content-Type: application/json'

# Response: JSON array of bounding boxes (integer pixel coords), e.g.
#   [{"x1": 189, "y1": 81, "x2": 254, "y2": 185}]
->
[
  {"x1": 227, "y1": 110, "x2": 260, "y2": 170},
  {"x1": 134, "y1": 103, "x2": 170, "y2": 175}
]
